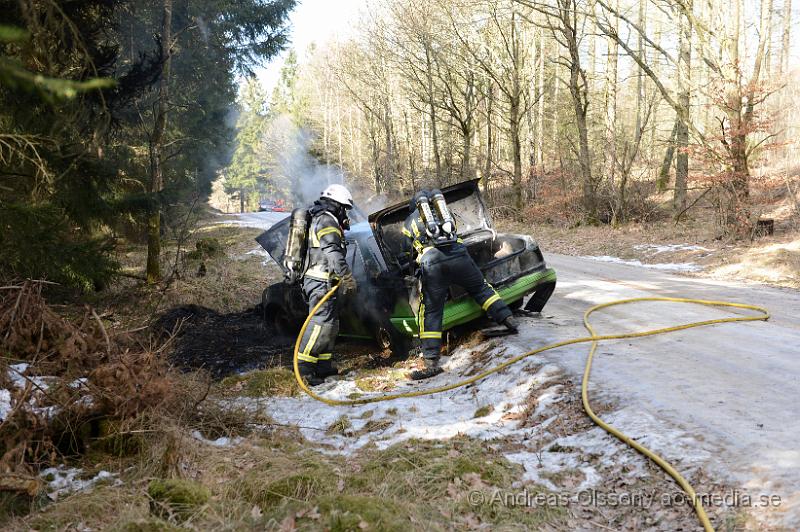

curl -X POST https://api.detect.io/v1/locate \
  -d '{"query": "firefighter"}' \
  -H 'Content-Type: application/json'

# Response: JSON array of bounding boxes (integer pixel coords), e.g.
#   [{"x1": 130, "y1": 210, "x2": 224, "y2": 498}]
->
[
  {"x1": 297, "y1": 184, "x2": 357, "y2": 386},
  {"x1": 402, "y1": 190, "x2": 518, "y2": 380}
]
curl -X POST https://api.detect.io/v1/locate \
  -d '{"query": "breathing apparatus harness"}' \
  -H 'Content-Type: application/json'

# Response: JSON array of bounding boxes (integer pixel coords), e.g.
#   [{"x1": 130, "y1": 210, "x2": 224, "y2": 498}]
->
[
  {"x1": 410, "y1": 189, "x2": 458, "y2": 259},
  {"x1": 283, "y1": 198, "x2": 350, "y2": 285}
]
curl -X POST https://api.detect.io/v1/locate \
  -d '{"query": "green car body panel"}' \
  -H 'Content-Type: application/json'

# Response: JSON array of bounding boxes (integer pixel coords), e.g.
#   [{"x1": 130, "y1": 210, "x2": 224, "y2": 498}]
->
[{"x1": 389, "y1": 268, "x2": 557, "y2": 336}]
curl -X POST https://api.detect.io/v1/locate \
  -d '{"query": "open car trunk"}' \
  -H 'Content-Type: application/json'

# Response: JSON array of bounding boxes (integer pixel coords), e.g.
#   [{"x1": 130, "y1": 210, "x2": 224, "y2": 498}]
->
[{"x1": 368, "y1": 179, "x2": 493, "y2": 270}]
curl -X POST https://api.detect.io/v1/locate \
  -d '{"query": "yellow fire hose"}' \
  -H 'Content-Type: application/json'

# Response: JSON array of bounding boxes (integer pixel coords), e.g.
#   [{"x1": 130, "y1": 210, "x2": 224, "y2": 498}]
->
[{"x1": 292, "y1": 283, "x2": 769, "y2": 531}]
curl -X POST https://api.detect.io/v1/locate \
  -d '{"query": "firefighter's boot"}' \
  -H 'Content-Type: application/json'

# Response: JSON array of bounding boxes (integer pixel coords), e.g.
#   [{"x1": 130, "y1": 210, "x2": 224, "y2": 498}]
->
[{"x1": 298, "y1": 361, "x2": 324, "y2": 386}]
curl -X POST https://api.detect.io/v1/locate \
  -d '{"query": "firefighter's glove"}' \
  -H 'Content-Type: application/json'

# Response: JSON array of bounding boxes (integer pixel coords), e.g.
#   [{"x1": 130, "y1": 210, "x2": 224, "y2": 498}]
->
[{"x1": 338, "y1": 273, "x2": 357, "y2": 296}]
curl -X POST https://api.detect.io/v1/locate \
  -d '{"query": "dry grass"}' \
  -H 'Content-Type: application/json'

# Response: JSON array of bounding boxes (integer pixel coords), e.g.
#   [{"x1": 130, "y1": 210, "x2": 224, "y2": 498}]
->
[{"x1": 3, "y1": 426, "x2": 568, "y2": 531}]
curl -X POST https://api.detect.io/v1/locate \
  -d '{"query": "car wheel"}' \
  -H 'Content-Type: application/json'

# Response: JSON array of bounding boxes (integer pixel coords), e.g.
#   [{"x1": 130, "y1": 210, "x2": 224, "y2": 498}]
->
[{"x1": 375, "y1": 324, "x2": 412, "y2": 359}]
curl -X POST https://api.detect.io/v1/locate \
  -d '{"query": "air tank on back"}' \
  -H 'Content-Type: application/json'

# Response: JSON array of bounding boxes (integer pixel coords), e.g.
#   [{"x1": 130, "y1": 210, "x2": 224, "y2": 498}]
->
[
  {"x1": 430, "y1": 189, "x2": 455, "y2": 238},
  {"x1": 283, "y1": 208, "x2": 310, "y2": 284},
  {"x1": 415, "y1": 191, "x2": 439, "y2": 238}
]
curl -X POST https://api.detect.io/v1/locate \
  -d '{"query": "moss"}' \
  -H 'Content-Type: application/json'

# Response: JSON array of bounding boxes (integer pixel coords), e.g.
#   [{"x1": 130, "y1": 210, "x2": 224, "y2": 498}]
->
[
  {"x1": 28, "y1": 485, "x2": 147, "y2": 530},
  {"x1": 315, "y1": 495, "x2": 409, "y2": 531},
  {"x1": 473, "y1": 405, "x2": 494, "y2": 418},
  {"x1": 326, "y1": 415, "x2": 353, "y2": 436},
  {"x1": 186, "y1": 237, "x2": 223, "y2": 261},
  {"x1": 238, "y1": 460, "x2": 336, "y2": 509},
  {"x1": 219, "y1": 368, "x2": 298, "y2": 398},
  {"x1": 147, "y1": 479, "x2": 210, "y2": 521}
]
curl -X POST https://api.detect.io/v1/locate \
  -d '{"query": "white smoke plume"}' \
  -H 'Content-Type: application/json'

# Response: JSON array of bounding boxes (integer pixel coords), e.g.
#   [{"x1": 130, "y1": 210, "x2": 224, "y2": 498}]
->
[{"x1": 263, "y1": 114, "x2": 346, "y2": 208}]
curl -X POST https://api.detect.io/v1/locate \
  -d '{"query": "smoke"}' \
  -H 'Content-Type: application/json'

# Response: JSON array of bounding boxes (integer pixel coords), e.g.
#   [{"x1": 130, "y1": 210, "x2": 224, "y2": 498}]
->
[{"x1": 263, "y1": 114, "x2": 345, "y2": 207}]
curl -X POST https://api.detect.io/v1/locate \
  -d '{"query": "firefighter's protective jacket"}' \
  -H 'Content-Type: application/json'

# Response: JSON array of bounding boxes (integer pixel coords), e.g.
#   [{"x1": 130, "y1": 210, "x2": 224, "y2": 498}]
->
[{"x1": 304, "y1": 207, "x2": 350, "y2": 282}]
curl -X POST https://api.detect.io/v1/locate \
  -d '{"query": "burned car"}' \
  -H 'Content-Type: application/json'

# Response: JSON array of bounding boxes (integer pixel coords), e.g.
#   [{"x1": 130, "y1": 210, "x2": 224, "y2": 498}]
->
[{"x1": 256, "y1": 179, "x2": 556, "y2": 356}]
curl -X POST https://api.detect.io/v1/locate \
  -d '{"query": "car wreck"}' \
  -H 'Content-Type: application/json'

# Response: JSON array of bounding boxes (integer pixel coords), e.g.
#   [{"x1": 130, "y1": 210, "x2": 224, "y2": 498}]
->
[{"x1": 256, "y1": 179, "x2": 556, "y2": 356}]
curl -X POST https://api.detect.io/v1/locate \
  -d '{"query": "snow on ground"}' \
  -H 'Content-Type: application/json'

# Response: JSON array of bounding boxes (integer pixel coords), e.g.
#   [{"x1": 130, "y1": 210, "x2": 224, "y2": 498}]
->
[
  {"x1": 244, "y1": 342, "x2": 557, "y2": 452},
  {"x1": 242, "y1": 246, "x2": 271, "y2": 266},
  {"x1": 580, "y1": 255, "x2": 702, "y2": 272},
  {"x1": 244, "y1": 332, "x2": 719, "y2": 500},
  {"x1": 633, "y1": 243, "x2": 712, "y2": 255},
  {"x1": 0, "y1": 388, "x2": 11, "y2": 421},
  {"x1": 40, "y1": 466, "x2": 119, "y2": 500},
  {"x1": 213, "y1": 211, "x2": 288, "y2": 231},
  {"x1": 191, "y1": 430, "x2": 244, "y2": 448}
]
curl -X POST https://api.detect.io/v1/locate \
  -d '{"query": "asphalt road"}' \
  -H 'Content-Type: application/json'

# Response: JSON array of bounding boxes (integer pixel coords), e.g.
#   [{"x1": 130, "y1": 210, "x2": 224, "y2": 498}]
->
[{"x1": 513, "y1": 253, "x2": 800, "y2": 526}]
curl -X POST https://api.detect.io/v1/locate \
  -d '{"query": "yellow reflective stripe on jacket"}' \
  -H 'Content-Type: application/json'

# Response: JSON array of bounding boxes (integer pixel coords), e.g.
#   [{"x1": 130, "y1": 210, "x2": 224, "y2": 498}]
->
[
  {"x1": 411, "y1": 219, "x2": 421, "y2": 237},
  {"x1": 420, "y1": 331, "x2": 442, "y2": 339},
  {"x1": 317, "y1": 226, "x2": 342, "y2": 240},
  {"x1": 317, "y1": 353, "x2": 332, "y2": 360},
  {"x1": 298, "y1": 353, "x2": 318, "y2": 363},
  {"x1": 415, "y1": 246, "x2": 434, "y2": 263},
  {"x1": 402, "y1": 227, "x2": 413, "y2": 238},
  {"x1": 482, "y1": 294, "x2": 501, "y2": 311}
]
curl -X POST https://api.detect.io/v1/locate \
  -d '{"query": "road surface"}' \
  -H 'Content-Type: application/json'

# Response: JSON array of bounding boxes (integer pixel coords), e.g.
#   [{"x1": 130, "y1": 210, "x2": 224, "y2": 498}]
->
[
  {"x1": 213, "y1": 210, "x2": 289, "y2": 231},
  {"x1": 515, "y1": 253, "x2": 800, "y2": 526}
]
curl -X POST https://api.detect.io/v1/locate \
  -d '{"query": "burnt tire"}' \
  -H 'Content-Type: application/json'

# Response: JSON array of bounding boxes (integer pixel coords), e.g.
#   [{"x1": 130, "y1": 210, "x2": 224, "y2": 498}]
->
[{"x1": 374, "y1": 324, "x2": 412, "y2": 359}]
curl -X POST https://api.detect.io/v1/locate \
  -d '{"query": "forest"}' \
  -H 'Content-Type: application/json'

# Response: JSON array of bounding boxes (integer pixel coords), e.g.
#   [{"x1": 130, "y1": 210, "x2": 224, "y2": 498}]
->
[
  {"x1": 1, "y1": 0, "x2": 296, "y2": 289},
  {"x1": 225, "y1": 0, "x2": 798, "y2": 240}
]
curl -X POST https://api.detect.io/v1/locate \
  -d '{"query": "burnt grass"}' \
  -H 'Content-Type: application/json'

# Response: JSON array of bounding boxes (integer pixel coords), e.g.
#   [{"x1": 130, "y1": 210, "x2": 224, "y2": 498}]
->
[
  {"x1": 153, "y1": 304, "x2": 404, "y2": 378},
  {"x1": 153, "y1": 304, "x2": 294, "y2": 378}
]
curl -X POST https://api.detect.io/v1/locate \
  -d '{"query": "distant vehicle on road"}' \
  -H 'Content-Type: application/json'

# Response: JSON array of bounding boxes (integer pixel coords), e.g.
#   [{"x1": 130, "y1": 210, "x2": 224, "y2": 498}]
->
[
  {"x1": 257, "y1": 179, "x2": 556, "y2": 356},
  {"x1": 258, "y1": 199, "x2": 288, "y2": 213}
]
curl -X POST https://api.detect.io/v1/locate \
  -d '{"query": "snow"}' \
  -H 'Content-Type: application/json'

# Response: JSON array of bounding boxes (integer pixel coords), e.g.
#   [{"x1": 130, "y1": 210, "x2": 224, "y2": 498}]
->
[
  {"x1": 247, "y1": 343, "x2": 560, "y2": 454},
  {"x1": 580, "y1": 255, "x2": 702, "y2": 272},
  {"x1": 0, "y1": 389, "x2": 11, "y2": 421},
  {"x1": 243, "y1": 246, "x2": 273, "y2": 266},
  {"x1": 213, "y1": 211, "x2": 288, "y2": 231},
  {"x1": 40, "y1": 466, "x2": 118, "y2": 499},
  {"x1": 192, "y1": 430, "x2": 244, "y2": 447},
  {"x1": 633, "y1": 243, "x2": 711, "y2": 254}
]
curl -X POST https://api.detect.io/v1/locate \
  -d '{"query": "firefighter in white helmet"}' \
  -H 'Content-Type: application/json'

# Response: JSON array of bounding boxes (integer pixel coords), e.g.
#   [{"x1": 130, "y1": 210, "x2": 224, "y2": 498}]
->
[{"x1": 296, "y1": 184, "x2": 357, "y2": 386}]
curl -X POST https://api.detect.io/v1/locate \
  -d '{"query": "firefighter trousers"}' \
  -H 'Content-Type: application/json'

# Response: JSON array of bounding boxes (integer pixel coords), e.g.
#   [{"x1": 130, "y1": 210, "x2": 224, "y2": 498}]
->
[
  {"x1": 417, "y1": 246, "x2": 512, "y2": 364},
  {"x1": 297, "y1": 277, "x2": 340, "y2": 366}
]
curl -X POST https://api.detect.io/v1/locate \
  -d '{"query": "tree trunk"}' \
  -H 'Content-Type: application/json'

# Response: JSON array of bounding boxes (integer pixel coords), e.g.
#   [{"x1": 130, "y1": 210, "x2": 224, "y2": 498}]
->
[
  {"x1": 536, "y1": 27, "x2": 545, "y2": 172},
  {"x1": 424, "y1": 45, "x2": 442, "y2": 182},
  {"x1": 658, "y1": 120, "x2": 679, "y2": 191},
  {"x1": 146, "y1": 0, "x2": 173, "y2": 285},
  {"x1": 674, "y1": 0, "x2": 692, "y2": 214},
  {"x1": 780, "y1": 0, "x2": 793, "y2": 75},
  {"x1": 604, "y1": 0, "x2": 619, "y2": 188},
  {"x1": 484, "y1": 81, "x2": 494, "y2": 197},
  {"x1": 510, "y1": 96, "x2": 523, "y2": 215}
]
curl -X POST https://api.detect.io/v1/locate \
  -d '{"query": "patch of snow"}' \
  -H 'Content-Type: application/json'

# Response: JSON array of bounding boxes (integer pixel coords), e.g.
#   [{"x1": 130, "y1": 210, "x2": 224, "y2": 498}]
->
[
  {"x1": 242, "y1": 246, "x2": 273, "y2": 266},
  {"x1": 634, "y1": 243, "x2": 711, "y2": 254},
  {"x1": 0, "y1": 389, "x2": 11, "y2": 421},
  {"x1": 213, "y1": 211, "x2": 288, "y2": 231},
  {"x1": 245, "y1": 344, "x2": 560, "y2": 454},
  {"x1": 581, "y1": 255, "x2": 702, "y2": 272},
  {"x1": 191, "y1": 430, "x2": 244, "y2": 447},
  {"x1": 40, "y1": 466, "x2": 118, "y2": 499}
]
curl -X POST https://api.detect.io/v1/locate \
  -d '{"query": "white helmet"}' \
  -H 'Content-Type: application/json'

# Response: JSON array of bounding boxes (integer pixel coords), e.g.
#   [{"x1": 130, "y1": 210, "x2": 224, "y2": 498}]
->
[{"x1": 321, "y1": 184, "x2": 354, "y2": 208}]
